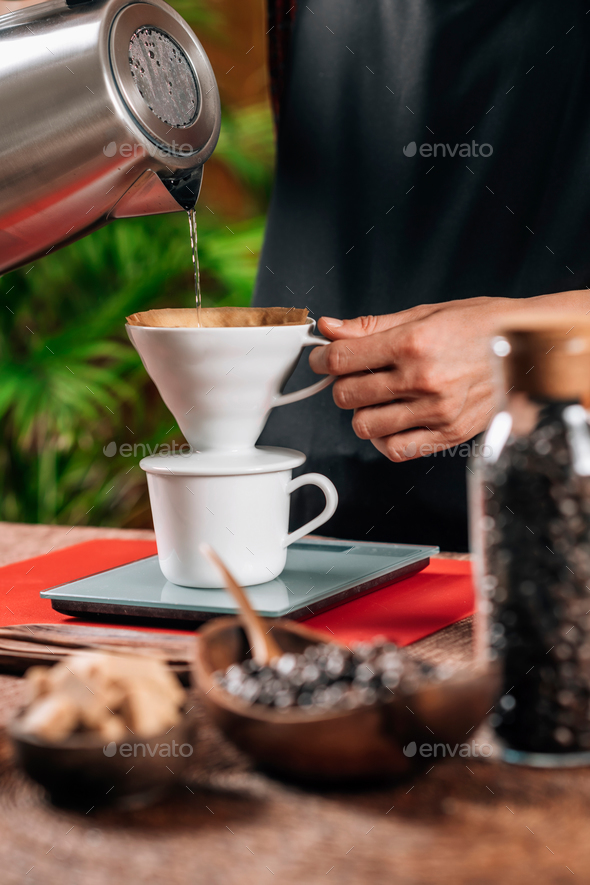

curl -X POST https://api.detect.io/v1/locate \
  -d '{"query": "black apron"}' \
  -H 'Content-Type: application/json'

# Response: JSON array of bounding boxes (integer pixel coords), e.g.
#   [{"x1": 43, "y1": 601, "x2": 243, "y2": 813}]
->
[{"x1": 254, "y1": 0, "x2": 590, "y2": 552}]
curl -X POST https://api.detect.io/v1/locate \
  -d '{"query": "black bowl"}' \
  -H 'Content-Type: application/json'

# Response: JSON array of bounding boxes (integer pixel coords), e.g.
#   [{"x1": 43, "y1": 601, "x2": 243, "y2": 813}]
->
[{"x1": 9, "y1": 712, "x2": 196, "y2": 809}]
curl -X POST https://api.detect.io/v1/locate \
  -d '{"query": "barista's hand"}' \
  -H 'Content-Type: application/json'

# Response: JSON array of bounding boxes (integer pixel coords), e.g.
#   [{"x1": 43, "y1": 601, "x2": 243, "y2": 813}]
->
[{"x1": 309, "y1": 297, "x2": 520, "y2": 462}]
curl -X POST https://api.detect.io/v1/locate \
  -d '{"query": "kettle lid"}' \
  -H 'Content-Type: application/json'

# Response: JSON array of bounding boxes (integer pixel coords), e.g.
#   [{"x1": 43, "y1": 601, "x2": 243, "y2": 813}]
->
[{"x1": 109, "y1": 1, "x2": 220, "y2": 162}]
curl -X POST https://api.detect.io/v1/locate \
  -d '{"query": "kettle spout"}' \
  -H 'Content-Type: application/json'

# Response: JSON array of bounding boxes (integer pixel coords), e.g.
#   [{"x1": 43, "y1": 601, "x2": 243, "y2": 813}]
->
[
  {"x1": 160, "y1": 166, "x2": 204, "y2": 210},
  {"x1": 110, "y1": 167, "x2": 203, "y2": 219}
]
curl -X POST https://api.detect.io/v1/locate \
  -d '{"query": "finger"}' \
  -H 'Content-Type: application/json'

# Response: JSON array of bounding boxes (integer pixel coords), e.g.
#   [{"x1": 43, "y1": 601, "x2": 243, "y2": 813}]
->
[
  {"x1": 316, "y1": 304, "x2": 436, "y2": 341},
  {"x1": 371, "y1": 428, "x2": 452, "y2": 462},
  {"x1": 309, "y1": 322, "x2": 413, "y2": 376},
  {"x1": 317, "y1": 314, "x2": 402, "y2": 340},
  {"x1": 333, "y1": 369, "x2": 404, "y2": 410},
  {"x1": 351, "y1": 401, "x2": 429, "y2": 441}
]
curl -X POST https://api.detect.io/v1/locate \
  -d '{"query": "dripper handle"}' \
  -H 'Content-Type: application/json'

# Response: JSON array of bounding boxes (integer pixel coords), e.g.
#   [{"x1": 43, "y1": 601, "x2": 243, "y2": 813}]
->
[{"x1": 273, "y1": 332, "x2": 334, "y2": 407}]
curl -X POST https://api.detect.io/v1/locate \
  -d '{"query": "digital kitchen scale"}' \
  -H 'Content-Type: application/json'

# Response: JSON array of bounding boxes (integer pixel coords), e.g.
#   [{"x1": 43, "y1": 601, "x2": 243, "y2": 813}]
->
[{"x1": 41, "y1": 538, "x2": 439, "y2": 624}]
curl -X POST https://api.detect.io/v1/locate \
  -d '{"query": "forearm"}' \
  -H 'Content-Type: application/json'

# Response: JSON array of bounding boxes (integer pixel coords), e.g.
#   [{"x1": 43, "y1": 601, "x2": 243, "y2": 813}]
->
[
  {"x1": 517, "y1": 289, "x2": 590, "y2": 315},
  {"x1": 467, "y1": 289, "x2": 590, "y2": 339}
]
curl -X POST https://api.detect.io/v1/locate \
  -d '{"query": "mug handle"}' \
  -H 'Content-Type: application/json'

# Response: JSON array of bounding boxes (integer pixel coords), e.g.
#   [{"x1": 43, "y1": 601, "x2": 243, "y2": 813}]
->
[
  {"x1": 282, "y1": 473, "x2": 339, "y2": 548},
  {"x1": 273, "y1": 328, "x2": 334, "y2": 407}
]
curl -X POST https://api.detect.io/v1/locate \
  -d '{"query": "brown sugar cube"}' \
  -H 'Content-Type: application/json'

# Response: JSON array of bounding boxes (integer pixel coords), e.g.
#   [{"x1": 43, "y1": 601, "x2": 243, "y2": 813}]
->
[
  {"x1": 86, "y1": 654, "x2": 184, "y2": 710},
  {"x1": 19, "y1": 694, "x2": 79, "y2": 743},
  {"x1": 98, "y1": 714, "x2": 127, "y2": 744},
  {"x1": 47, "y1": 665, "x2": 111, "y2": 731},
  {"x1": 121, "y1": 688, "x2": 181, "y2": 738},
  {"x1": 19, "y1": 653, "x2": 185, "y2": 743},
  {"x1": 114, "y1": 656, "x2": 185, "y2": 707},
  {"x1": 24, "y1": 666, "x2": 52, "y2": 704}
]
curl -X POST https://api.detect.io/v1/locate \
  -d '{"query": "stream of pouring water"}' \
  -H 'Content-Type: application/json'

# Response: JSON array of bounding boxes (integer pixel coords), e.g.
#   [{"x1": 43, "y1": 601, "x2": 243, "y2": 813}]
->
[{"x1": 188, "y1": 208, "x2": 202, "y2": 327}]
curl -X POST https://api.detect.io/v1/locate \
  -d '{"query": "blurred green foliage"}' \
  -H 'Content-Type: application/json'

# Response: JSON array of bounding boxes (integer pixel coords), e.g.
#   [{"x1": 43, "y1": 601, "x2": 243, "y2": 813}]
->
[{"x1": 0, "y1": 32, "x2": 274, "y2": 527}]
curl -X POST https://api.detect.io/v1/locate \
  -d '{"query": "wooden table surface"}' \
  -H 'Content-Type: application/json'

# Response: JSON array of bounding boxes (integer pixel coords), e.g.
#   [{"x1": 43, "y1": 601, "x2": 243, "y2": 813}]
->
[{"x1": 0, "y1": 523, "x2": 586, "y2": 884}]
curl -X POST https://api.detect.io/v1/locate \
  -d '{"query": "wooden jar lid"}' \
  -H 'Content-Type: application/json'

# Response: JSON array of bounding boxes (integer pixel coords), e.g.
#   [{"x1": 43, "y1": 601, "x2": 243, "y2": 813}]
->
[{"x1": 497, "y1": 313, "x2": 590, "y2": 404}]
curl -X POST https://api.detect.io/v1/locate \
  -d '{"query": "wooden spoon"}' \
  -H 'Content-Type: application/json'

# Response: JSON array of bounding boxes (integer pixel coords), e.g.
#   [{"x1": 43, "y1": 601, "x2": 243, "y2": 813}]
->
[{"x1": 199, "y1": 543, "x2": 282, "y2": 665}]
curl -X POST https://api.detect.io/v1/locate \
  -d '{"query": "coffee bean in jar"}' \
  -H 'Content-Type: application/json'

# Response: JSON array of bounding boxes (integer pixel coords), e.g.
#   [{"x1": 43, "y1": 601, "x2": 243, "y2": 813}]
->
[{"x1": 472, "y1": 315, "x2": 590, "y2": 763}]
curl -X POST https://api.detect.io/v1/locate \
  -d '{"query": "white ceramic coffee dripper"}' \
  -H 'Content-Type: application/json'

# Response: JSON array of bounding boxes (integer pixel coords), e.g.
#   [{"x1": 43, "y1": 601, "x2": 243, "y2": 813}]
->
[{"x1": 127, "y1": 319, "x2": 332, "y2": 451}]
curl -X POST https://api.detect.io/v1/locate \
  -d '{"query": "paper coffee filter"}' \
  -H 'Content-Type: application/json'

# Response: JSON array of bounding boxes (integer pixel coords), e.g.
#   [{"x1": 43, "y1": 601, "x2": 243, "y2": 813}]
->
[{"x1": 126, "y1": 307, "x2": 309, "y2": 328}]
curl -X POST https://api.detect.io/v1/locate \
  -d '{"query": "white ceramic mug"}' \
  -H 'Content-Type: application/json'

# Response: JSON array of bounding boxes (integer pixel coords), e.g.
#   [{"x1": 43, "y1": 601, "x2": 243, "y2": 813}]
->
[
  {"x1": 127, "y1": 319, "x2": 332, "y2": 452},
  {"x1": 140, "y1": 447, "x2": 339, "y2": 588}
]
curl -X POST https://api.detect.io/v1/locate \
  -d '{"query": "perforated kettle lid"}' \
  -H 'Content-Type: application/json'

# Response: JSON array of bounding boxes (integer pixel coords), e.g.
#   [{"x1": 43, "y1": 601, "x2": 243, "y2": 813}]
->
[
  {"x1": 109, "y1": 1, "x2": 220, "y2": 160},
  {"x1": 128, "y1": 27, "x2": 198, "y2": 128}
]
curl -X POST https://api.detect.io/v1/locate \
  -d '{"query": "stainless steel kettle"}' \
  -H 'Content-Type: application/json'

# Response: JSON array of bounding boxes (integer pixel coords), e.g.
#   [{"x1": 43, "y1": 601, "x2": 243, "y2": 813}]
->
[{"x1": 0, "y1": 0, "x2": 221, "y2": 274}]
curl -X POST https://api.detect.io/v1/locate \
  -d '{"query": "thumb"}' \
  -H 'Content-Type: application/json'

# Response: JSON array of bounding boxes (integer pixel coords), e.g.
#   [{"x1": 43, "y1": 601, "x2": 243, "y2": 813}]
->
[{"x1": 317, "y1": 314, "x2": 403, "y2": 340}]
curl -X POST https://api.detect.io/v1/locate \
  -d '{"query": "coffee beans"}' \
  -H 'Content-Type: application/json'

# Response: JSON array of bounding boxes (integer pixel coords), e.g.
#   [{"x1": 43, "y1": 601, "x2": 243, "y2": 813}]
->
[
  {"x1": 214, "y1": 639, "x2": 440, "y2": 712},
  {"x1": 480, "y1": 403, "x2": 590, "y2": 754}
]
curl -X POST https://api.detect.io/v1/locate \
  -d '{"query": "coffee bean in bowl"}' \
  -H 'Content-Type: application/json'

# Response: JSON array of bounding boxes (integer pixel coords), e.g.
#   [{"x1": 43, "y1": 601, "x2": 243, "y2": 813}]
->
[
  {"x1": 195, "y1": 617, "x2": 497, "y2": 785},
  {"x1": 215, "y1": 640, "x2": 439, "y2": 712}
]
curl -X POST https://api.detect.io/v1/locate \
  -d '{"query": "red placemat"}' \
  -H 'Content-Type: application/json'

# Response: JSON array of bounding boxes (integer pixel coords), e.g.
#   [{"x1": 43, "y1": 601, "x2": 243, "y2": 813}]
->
[
  {"x1": 304, "y1": 557, "x2": 475, "y2": 645},
  {"x1": 0, "y1": 540, "x2": 475, "y2": 646}
]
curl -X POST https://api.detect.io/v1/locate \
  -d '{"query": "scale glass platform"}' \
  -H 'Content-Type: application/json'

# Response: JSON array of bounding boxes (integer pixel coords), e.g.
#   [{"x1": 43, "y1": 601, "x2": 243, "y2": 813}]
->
[{"x1": 41, "y1": 538, "x2": 439, "y2": 624}]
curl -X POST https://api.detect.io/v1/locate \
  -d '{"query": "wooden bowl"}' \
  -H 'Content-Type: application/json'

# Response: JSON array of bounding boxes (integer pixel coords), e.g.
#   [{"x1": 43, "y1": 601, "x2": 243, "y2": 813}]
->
[
  {"x1": 194, "y1": 618, "x2": 498, "y2": 785},
  {"x1": 9, "y1": 712, "x2": 196, "y2": 808}
]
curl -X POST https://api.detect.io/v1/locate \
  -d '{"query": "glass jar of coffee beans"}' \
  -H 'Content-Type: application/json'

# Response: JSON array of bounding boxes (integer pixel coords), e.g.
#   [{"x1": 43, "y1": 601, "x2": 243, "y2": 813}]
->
[{"x1": 471, "y1": 315, "x2": 590, "y2": 765}]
